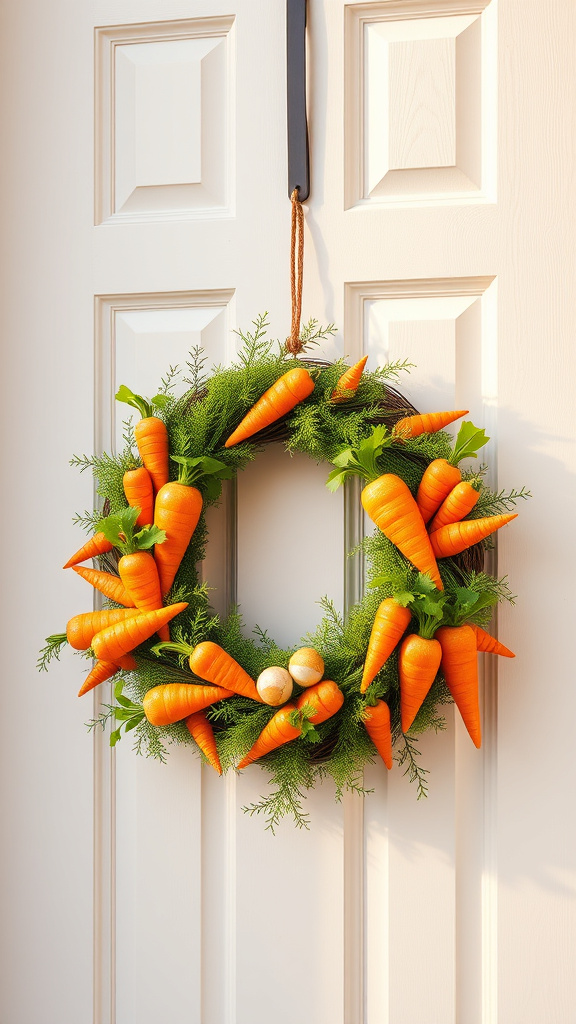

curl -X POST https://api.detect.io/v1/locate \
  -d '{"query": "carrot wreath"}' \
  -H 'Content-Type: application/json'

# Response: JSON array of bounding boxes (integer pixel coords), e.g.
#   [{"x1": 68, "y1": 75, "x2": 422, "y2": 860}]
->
[
  {"x1": 116, "y1": 385, "x2": 170, "y2": 494},
  {"x1": 46, "y1": 320, "x2": 527, "y2": 824},
  {"x1": 224, "y1": 367, "x2": 314, "y2": 447},
  {"x1": 327, "y1": 426, "x2": 443, "y2": 589},
  {"x1": 416, "y1": 421, "x2": 489, "y2": 523}
]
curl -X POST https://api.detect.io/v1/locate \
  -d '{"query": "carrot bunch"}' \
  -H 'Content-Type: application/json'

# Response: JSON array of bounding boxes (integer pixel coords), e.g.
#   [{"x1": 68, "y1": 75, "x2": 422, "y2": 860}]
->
[
  {"x1": 434, "y1": 583, "x2": 516, "y2": 747},
  {"x1": 237, "y1": 680, "x2": 344, "y2": 768},
  {"x1": 326, "y1": 426, "x2": 443, "y2": 588},
  {"x1": 115, "y1": 385, "x2": 171, "y2": 493},
  {"x1": 416, "y1": 420, "x2": 488, "y2": 524}
]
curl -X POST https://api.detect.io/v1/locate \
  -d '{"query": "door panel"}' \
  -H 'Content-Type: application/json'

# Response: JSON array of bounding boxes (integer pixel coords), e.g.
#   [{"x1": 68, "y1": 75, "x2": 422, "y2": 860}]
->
[{"x1": 1, "y1": 1, "x2": 575, "y2": 1022}]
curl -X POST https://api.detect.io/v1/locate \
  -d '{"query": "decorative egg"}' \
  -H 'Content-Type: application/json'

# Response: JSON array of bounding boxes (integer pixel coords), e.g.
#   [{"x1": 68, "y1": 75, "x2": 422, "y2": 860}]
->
[
  {"x1": 256, "y1": 666, "x2": 294, "y2": 706},
  {"x1": 288, "y1": 647, "x2": 324, "y2": 687}
]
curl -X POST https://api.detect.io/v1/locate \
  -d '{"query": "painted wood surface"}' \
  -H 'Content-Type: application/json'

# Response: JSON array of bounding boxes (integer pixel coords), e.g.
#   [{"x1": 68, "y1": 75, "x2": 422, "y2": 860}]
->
[{"x1": 0, "y1": 1, "x2": 575, "y2": 1021}]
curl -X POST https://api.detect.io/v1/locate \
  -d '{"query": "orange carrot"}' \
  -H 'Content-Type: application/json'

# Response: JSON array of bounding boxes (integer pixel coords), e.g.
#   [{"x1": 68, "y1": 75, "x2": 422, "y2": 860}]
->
[
  {"x1": 116, "y1": 386, "x2": 169, "y2": 493},
  {"x1": 189, "y1": 642, "x2": 261, "y2": 703},
  {"x1": 436, "y1": 625, "x2": 481, "y2": 747},
  {"x1": 116, "y1": 654, "x2": 138, "y2": 671},
  {"x1": 78, "y1": 660, "x2": 117, "y2": 697},
  {"x1": 77, "y1": 653, "x2": 137, "y2": 697},
  {"x1": 237, "y1": 681, "x2": 343, "y2": 769},
  {"x1": 66, "y1": 608, "x2": 141, "y2": 649},
  {"x1": 399, "y1": 633, "x2": 442, "y2": 733},
  {"x1": 417, "y1": 462, "x2": 462, "y2": 524},
  {"x1": 430, "y1": 513, "x2": 517, "y2": 559},
  {"x1": 296, "y1": 679, "x2": 344, "y2": 723},
  {"x1": 143, "y1": 682, "x2": 233, "y2": 726},
  {"x1": 118, "y1": 551, "x2": 163, "y2": 613},
  {"x1": 97, "y1": 506, "x2": 169, "y2": 639},
  {"x1": 363, "y1": 700, "x2": 393, "y2": 769},
  {"x1": 469, "y1": 623, "x2": 515, "y2": 658},
  {"x1": 416, "y1": 421, "x2": 488, "y2": 523},
  {"x1": 331, "y1": 356, "x2": 368, "y2": 402},
  {"x1": 72, "y1": 565, "x2": 135, "y2": 607},
  {"x1": 429, "y1": 481, "x2": 480, "y2": 532},
  {"x1": 185, "y1": 711, "x2": 222, "y2": 774},
  {"x1": 154, "y1": 481, "x2": 202, "y2": 597},
  {"x1": 63, "y1": 532, "x2": 113, "y2": 569},
  {"x1": 361, "y1": 598, "x2": 412, "y2": 692},
  {"x1": 394, "y1": 409, "x2": 468, "y2": 438},
  {"x1": 119, "y1": 551, "x2": 169, "y2": 642},
  {"x1": 361, "y1": 474, "x2": 443, "y2": 589},
  {"x1": 135, "y1": 418, "x2": 169, "y2": 493},
  {"x1": 224, "y1": 368, "x2": 314, "y2": 447},
  {"x1": 123, "y1": 467, "x2": 154, "y2": 526},
  {"x1": 237, "y1": 704, "x2": 301, "y2": 768},
  {"x1": 92, "y1": 603, "x2": 187, "y2": 662}
]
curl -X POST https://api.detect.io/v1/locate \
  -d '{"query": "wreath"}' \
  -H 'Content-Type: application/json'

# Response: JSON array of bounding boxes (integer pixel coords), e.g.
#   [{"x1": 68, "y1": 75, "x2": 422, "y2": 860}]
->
[{"x1": 40, "y1": 314, "x2": 528, "y2": 830}]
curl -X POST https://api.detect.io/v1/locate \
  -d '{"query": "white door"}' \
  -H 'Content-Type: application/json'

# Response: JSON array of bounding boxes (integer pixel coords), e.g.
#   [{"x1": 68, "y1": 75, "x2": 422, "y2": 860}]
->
[{"x1": 1, "y1": 1, "x2": 574, "y2": 1022}]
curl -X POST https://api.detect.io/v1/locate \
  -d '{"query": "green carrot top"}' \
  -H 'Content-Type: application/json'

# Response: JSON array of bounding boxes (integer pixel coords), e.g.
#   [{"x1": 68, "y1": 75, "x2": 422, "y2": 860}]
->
[
  {"x1": 115, "y1": 384, "x2": 171, "y2": 420},
  {"x1": 96, "y1": 506, "x2": 165, "y2": 555},
  {"x1": 447, "y1": 421, "x2": 490, "y2": 467},
  {"x1": 172, "y1": 455, "x2": 234, "y2": 499},
  {"x1": 326, "y1": 425, "x2": 392, "y2": 490},
  {"x1": 393, "y1": 575, "x2": 447, "y2": 639}
]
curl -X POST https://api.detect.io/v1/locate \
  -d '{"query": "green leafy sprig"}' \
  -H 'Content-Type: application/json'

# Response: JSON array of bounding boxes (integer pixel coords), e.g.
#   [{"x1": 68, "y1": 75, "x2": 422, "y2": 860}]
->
[
  {"x1": 326, "y1": 425, "x2": 392, "y2": 490},
  {"x1": 448, "y1": 420, "x2": 490, "y2": 466},
  {"x1": 115, "y1": 384, "x2": 171, "y2": 420},
  {"x1": 96, "y1": 505, "x2": 165, "y2": 554}
]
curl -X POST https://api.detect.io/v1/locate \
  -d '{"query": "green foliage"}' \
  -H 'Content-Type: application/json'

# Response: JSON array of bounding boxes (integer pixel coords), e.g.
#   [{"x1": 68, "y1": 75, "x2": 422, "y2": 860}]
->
[
  {"x1": 58, "y1": 317, "x2": 525, "y2": 828},
  {"x1": 96, "y1": 506, "x2": 165, "y2": 554},
  {"x1": 37, "y1": 633, "x2": 68, "y2": 671},
  {"x1": 115, "y1": 384, "x2": 170, "y2": 420},
  {"x1": 450, "y1": 421, "x2": 490, "y2": 465}
]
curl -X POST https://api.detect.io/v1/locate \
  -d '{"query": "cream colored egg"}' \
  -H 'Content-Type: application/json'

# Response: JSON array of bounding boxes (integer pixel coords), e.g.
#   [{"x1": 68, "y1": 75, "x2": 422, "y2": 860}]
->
[
  {"x1": 256, "y1": 666, "x2": 293, "y2": 706},
  {"x1": 288, "y1": 647, "x2": 324, "y2": 687}
]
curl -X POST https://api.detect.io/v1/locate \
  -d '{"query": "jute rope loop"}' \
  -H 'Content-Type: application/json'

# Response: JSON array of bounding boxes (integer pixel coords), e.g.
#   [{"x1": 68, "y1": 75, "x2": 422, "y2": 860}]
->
[{"x1": 286, "y1": 187, "x2": 305, "y2": 355}]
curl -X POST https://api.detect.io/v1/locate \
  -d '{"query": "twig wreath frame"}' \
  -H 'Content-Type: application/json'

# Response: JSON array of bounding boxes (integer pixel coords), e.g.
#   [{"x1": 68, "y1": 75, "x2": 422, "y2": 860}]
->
[{"x1": 40, "y1": 312, "x2": 528, "y2": 831}]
